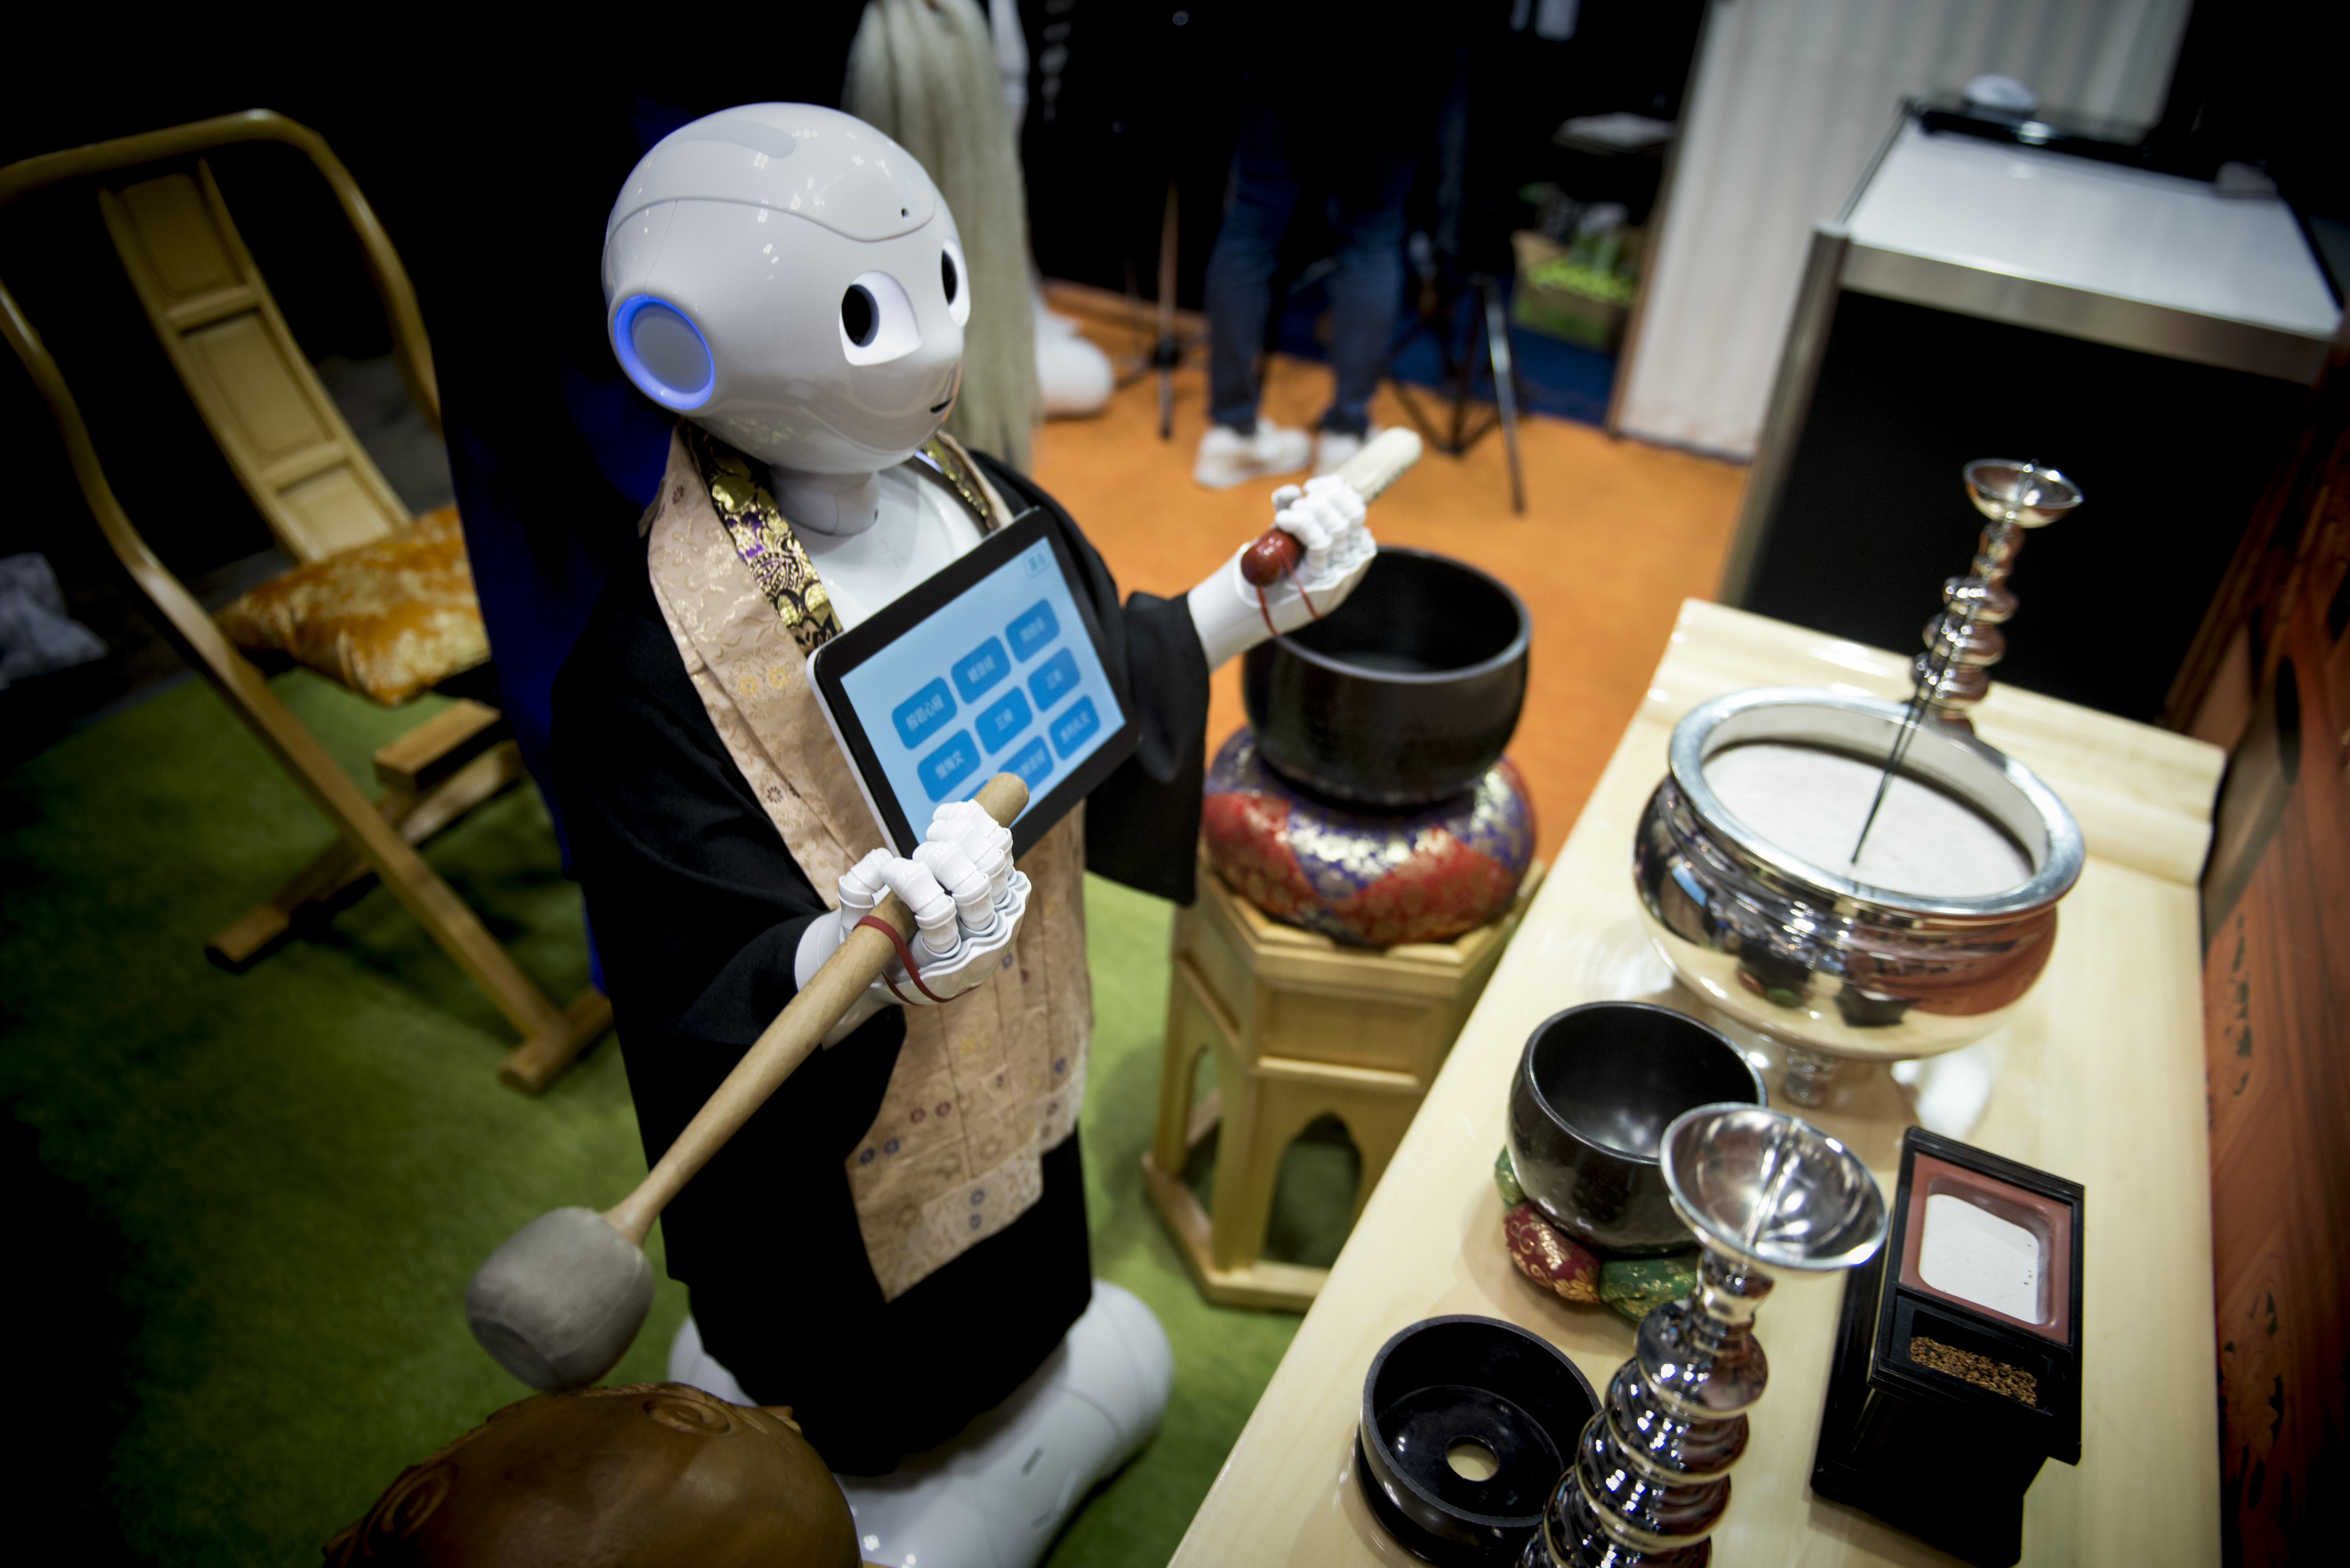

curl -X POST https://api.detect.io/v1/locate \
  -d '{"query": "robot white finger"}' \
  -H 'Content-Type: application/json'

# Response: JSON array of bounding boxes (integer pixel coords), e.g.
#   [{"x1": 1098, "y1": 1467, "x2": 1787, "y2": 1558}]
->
[
  {"x1": 959, "y1": 819, "x2": 1015, "y2": 901},
  {"x1": 836, "y1": 848, "x2": 896, "y2": 923},
  {"x1": 913, "y1": 841, "x2": 997, "y2": 934},
  {"x1": 1272, "y1": 500, "x2": 1333, "y2": 550},
  {"x1": 1302, "y1": 473, "x2": 1369, "y2": 525},
  {"x1": 872, "y1": 857, "x2": 962, "y2": 959},
  {"x1": 1280, "y1": 501, "x2": 1342, "y2": 578}
]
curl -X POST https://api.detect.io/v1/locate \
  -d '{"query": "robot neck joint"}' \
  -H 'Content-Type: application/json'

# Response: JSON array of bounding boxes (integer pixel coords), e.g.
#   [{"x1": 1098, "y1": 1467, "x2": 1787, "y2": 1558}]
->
[{"x1": 773, "y1": 468, "x2": 884, "y2": 536}]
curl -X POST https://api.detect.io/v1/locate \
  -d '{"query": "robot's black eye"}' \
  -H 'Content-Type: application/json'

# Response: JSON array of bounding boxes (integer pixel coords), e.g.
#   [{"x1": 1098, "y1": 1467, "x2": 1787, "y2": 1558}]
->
[
  {"x1": 941, "y1": 250, "x2": 960, "y2": 304},
  {"x1": 841, "y1": 285, "x2": 878, "y2": 348}
]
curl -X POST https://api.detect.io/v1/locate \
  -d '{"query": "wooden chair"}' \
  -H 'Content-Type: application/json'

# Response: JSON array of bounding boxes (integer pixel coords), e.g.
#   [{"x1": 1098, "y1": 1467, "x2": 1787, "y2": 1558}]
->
[{"x1": 0, "y1": 109, "x2": 609, "y2": 1093}]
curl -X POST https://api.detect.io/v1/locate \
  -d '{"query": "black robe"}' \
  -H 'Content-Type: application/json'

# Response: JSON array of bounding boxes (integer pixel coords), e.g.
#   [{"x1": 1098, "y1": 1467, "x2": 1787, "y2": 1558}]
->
[{"x1": 551, "y1": 454, "x2": 1206, "y2": 1473}]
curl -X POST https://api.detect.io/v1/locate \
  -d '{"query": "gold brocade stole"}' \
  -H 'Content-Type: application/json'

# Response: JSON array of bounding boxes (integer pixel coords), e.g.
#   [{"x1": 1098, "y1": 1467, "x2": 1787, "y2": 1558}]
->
[{"x1": 641, "y1": 425, "x2": 1091, "y2": 1302}]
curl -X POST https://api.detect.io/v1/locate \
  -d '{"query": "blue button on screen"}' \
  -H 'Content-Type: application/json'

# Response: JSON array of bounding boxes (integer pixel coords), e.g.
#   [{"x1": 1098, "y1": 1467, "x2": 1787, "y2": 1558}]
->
[
  {"x1": 1049, "y1": 696, "x2": 1100, "y2": 759},
  {"x1": 952, "y1": 638, "x2": 1010, "y2": 702},
  {"x1": 1006, "y1": 600, "x2": 1058, "y2": 661},
  {"x1": 1004, "y1": 736, "x2": 1053, "y2": 790},
  {"x1": 975, "y1": 689, "x2": 1032, "y2": 753},
  {"x1": 917, "y1": 731, "x2": 981, "y2": 801},
  {"x1": 1027, "y1": 647, "x2": 1080, "y2": 710},
  {"x1": 893, "y1": 679, "x2": 956, "y2": 749}
]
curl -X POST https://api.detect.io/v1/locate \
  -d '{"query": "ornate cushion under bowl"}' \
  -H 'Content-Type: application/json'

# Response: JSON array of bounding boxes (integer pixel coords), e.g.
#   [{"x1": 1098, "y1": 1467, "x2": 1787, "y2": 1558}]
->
[
  {"x1": 215, "y1": 504, "x2": 488, "y2": 705},
  {"x1": 1203, "y1": 728, "x2": 1535, "y2": 947}
]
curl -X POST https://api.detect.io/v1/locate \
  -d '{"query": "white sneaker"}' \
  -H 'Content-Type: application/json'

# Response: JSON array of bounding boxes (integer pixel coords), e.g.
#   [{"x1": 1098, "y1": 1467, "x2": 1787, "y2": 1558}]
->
[
  {"x1": 1312, "y1": 425, "x2": 1382, "y2": 479},
  {"x1": 1194, "y1": 421, "x2": 1312, "y2": 490}
]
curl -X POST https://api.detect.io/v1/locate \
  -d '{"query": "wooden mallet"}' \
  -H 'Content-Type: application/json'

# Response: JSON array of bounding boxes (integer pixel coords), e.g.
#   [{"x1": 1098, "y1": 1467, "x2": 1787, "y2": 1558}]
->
[{"x1": 466, "y1": 772, "x2": 1032, "y2": 1390}]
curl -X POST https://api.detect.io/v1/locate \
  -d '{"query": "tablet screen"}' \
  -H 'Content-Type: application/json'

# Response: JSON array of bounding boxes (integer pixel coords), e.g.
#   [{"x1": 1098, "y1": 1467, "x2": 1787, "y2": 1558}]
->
[{"x1": 812, "y1": 509, "x2": 1137, "y2": 857}]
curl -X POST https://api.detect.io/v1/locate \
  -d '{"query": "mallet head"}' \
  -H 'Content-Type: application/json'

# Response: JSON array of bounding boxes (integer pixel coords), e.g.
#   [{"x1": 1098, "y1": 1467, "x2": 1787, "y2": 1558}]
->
[{"x1": 466, "y1": 1207, "x2": 654, "y2": 1390}]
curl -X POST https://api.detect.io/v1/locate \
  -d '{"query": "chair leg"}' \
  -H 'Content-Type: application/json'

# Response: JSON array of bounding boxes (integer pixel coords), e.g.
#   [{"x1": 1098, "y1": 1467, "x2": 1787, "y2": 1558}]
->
[
  {"x1": 497, "y1": 987, "x2": 615, "y2": 1095},
  {"x1": 207, "y1": 835, "x2": 368, "y2": 968},
  {"x1": 205, "y1": 740, "x2": 527, "y2": 969},
  {"x1": 216, "y1": 688, "x2": 610, "y2": 1094}
]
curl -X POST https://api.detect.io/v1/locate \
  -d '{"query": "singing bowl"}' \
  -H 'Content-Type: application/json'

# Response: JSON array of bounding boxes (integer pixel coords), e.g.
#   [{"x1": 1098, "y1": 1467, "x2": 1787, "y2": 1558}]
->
[
  {"x1": 1243, "y1": 547, "x2": 1529, "y2": 807},
  {"x1": 1633, "y1": 688, "x2": 2084, "y2": 1063},
  {"x1": 1506, "y1": 1002, "x2": 1769, "y2": 1255},
  {"x1": 1356, "y1": 1315, "x2": 1599, "y2": 1565}
]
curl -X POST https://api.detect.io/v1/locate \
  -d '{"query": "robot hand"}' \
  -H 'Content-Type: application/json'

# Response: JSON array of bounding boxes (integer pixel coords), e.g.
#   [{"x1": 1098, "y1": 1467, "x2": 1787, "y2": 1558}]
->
[
  {"x1": 1187, "y1": 475, "x2": 1377, "y2": 671},
  {"x1": 797, "y1": 801, "x2": 1029, "y2": 1035}
]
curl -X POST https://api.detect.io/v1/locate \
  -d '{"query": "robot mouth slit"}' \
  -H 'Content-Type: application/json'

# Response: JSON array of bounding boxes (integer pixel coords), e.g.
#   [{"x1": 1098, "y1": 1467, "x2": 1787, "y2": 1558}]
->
[{"x1": 929, "y1": 397, "x2": 954, "y2": 413}]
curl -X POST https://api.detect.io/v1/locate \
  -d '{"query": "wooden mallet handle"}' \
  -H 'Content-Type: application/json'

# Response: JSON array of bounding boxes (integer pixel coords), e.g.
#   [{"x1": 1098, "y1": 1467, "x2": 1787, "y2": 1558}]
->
[
  {"x1": 602, "y1": 772, "x2": 1031, "y2": 1246},
  {"x1": 1238, "y1": 428, "x2": 1423, "y2": 586}
]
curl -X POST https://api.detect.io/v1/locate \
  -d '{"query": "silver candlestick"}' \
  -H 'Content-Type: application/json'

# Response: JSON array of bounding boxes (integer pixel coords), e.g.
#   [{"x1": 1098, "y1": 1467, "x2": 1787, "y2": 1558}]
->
[
  {"x1": 1849, "y1": 459, "x2": 2081, "y2": 863},
  {"x1": 1916, "y1": 459, "x2": 2082, "y2": 731},
  {"x1": 1525, "y1": 1105, "x2": 1888, "y2": 1567}
]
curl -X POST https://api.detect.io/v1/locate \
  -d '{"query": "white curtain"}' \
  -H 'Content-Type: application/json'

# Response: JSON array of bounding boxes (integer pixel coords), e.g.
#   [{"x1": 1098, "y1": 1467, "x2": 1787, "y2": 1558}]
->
[{"x1": 1614, "y1": 0, "x2": 2193, "y2": 460}]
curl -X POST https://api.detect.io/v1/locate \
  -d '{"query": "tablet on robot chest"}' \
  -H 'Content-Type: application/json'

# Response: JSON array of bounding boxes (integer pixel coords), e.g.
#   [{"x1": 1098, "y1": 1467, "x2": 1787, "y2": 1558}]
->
[{"x1": 810, "y1": 508, "x2": 1140, "y2": 859}]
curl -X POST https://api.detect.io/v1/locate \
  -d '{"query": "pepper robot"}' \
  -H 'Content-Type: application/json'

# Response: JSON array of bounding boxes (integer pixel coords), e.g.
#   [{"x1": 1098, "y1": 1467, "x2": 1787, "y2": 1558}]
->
[{"x1": 554, "y1": 103, "x2": 1376, "y2": 1568}]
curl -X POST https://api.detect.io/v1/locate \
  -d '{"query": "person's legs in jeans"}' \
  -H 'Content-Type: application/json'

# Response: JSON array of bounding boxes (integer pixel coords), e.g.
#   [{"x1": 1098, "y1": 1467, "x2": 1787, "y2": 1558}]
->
[
  {"x1": 1319, "y1": 148, "x2": 1417, "y2": 437},
  {"x1": 1203, "y1": 103, "x2": 1302, "y2": 436}
]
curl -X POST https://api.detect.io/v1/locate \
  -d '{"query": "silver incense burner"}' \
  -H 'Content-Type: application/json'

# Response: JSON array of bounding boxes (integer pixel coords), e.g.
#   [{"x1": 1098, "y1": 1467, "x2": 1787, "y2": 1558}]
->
[
  {"x1": 1632, "y1": 688, "x2": 2084, "y2": 1107},
  {"x1": 1526, "y1": 1104, "x2": 1888, "y2": 1566}
]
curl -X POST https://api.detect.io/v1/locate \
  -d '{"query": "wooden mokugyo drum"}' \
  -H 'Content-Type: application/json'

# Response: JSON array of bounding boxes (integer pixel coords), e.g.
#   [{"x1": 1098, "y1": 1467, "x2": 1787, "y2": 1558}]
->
[{"x1": 323, "y1": 1383, "x2": 860, "y2": 1568}]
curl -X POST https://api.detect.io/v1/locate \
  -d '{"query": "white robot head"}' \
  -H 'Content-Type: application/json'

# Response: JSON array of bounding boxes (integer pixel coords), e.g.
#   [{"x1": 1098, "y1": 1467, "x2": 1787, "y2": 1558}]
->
[{"x1": 603, "y1": 104, "x2": 969, "y2": 475}]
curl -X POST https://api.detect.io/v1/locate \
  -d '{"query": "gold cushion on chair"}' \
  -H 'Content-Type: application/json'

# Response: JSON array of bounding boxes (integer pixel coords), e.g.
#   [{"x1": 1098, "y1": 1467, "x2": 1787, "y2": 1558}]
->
[{"x1": 216, "y1": 504, "x2": 489, "y2": 705}]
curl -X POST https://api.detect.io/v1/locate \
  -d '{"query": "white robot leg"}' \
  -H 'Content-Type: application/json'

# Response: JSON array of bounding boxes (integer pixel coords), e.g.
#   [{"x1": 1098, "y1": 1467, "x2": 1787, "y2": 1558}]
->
[
  {"x1": 838, "y1": 1279, "x2": 1172, "y2": 1568},
  {"x1": 667, "y1": 1280, "x2": 1171, "y2": 1568},
  {"x1": 666, "y1": 1311, "x2": 752, "y2": 1406}
]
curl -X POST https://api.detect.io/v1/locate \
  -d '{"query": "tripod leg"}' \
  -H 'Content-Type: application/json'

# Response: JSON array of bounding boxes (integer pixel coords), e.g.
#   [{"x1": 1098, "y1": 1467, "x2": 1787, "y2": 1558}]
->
[
  {"x1": 1449, "y1": 288, "x2": 1475, "y2": 452},
  {"x1": 1482, "y1": 281, "x2": 1527, "y2": 514},
  {"x1": 1157, "y1": 182, "x2": 1180, "y2": 440}
]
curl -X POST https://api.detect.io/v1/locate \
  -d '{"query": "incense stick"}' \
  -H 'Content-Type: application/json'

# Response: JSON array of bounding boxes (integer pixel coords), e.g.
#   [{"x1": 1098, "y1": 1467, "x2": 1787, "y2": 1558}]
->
[{"x1": 1851, "y1": 465, "x2": 2040, "y2": 864}]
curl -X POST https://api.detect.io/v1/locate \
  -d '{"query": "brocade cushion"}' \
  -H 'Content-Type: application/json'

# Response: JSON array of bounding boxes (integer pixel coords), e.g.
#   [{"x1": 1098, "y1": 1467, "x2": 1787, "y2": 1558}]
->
[{"x1": 214, "y1": 505, "x2": 488, "y2": 706}]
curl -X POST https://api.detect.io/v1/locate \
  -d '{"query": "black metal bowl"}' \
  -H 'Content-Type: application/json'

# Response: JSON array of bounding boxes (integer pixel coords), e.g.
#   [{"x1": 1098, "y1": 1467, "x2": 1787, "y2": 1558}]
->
[
  {"x1": 1242, "y1": 548, "x2": 1530, "y2": 808},
  {"x1": 1355, "y1": 1315, "x2": 1598, "y2": 1566},
  {"x1": 1506, "y1": 1003, "x2": 1769, "y2": 1256}
]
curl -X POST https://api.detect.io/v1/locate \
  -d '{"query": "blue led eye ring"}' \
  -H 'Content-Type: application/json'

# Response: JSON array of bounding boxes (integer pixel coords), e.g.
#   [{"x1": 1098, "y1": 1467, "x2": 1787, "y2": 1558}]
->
[{"x1": 611, "y1": 294, "x2": 715, "y2": 410}]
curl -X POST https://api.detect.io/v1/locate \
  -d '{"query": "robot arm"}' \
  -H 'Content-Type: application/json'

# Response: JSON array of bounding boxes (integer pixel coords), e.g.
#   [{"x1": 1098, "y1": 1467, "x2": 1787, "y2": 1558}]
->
[
  {"x1": 1187, "y1": 476, "x2": 1377, "y2": 672},
  {"x1": 793, "y1": 800, "x2": 1031, "y2": 1043}
]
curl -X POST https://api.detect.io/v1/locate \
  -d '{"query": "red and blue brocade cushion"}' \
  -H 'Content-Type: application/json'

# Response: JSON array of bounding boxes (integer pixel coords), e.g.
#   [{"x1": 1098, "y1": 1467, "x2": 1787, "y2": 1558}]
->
[{"x1": 1202, "y1": 728, "x2": 1535, "y2": 948}]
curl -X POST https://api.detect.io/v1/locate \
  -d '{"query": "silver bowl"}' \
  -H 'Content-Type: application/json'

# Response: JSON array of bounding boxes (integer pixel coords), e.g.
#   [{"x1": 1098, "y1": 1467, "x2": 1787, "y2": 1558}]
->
[{"x1": 1632, "y1": 688, "x2": 2084, "y2": 1104}]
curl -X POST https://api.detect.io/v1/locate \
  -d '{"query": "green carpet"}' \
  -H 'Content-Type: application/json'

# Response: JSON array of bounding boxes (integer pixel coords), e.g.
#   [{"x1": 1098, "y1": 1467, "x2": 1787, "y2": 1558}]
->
[{"x1": 0, "y1": 671, "x2": 1320, "y2": 1566}]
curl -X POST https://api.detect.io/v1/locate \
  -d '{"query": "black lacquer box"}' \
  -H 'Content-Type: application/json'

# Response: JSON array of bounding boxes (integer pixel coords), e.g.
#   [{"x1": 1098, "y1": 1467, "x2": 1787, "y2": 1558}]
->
[{"x1": 1810, "y1": 1127, "x2": 2084, "y2": 1567}]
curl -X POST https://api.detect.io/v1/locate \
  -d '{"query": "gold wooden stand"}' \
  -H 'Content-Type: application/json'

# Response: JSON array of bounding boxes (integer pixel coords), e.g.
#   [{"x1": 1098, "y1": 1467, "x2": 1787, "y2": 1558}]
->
[{"x1": 1144, "y1": 852, "x2": 1539, "y2": 1311}]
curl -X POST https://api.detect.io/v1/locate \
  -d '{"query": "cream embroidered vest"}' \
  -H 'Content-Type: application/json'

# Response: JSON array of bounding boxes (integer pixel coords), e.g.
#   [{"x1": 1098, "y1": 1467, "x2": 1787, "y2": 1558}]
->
[{"x1": 641, "y1": 424, "x2": 1089, "y2": 1301}]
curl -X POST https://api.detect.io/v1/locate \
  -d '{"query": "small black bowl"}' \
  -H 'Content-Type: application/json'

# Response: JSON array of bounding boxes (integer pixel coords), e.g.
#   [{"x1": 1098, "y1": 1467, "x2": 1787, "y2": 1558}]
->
[
  {"x1": 1506, "y1": 1002, "x2": 1769, "y2": 1256},
  {"x1": 1356, "y1": 1315, "x2": 1598, "y2": 1565},
  {"x1": 1242, "y1": 548, "x2": 1530, "y2": 808}
]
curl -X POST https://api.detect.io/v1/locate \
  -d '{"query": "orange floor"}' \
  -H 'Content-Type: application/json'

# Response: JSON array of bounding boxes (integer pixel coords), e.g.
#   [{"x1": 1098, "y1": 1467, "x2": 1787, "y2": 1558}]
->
[{"x1": 1028, "y1": 343, "x2": 1749, "y2": 861}]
